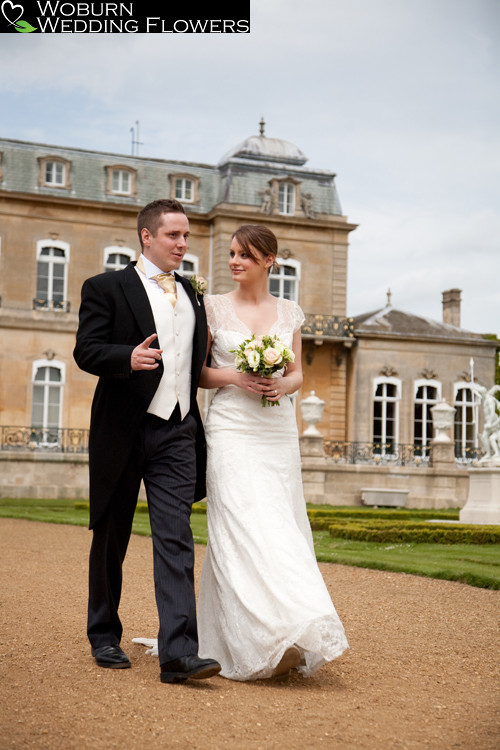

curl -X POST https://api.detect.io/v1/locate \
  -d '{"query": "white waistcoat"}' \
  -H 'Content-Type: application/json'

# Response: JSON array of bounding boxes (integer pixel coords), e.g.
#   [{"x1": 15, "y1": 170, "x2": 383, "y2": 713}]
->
[{"x1": 140, "y1": 276, "x2": 195, "y2": 421}]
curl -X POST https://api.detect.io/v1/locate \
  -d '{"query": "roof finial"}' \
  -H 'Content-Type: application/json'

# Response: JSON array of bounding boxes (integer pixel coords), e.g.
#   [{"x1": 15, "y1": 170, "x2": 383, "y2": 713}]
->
[
  {"x1": 387, "y1": 288, "x2": 392, "y2": 307},
  {"x1": 259, "y1": 116, "x2": 265, "y2": 136}
]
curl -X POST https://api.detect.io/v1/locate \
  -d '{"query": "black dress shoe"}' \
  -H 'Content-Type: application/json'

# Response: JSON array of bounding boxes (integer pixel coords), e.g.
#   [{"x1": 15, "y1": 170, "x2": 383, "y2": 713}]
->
[
  {"x1": 91, "y1": 644, "x2": 131, "y2": 669},
  {"x1": 160, "y1": 654, "x2": 221, "y2": 683}
]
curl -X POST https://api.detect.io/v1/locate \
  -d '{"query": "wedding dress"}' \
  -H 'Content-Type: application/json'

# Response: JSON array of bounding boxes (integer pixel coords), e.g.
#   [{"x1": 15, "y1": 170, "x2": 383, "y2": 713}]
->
[{"x1": 195, "y1": 294, "x2": 349, "y2": 680}]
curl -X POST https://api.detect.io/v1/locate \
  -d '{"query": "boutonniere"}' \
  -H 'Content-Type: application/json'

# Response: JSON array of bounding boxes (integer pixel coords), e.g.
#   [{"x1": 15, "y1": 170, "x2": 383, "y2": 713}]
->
[{"x1": 190, "y1": 275, "x2": 208, "y2": 305}]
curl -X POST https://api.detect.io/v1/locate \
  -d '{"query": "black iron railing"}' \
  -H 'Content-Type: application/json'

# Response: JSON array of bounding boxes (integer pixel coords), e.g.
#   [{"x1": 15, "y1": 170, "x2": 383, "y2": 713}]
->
[
  {"x1": 323, "y1": 440, "x2": 485, "y2": 466},
  {"x1": 33, "y1": 299, "x2": 71, "y2": 312},
  {"x1": 0, "y1": 426, "x2": 89, "y2": 453},
  {"x1": 323, "y1": 441, "x2": 431, "y2": 466}
]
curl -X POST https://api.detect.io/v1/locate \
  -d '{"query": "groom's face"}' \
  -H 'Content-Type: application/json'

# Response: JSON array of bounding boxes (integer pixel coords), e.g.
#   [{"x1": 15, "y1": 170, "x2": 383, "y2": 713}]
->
[{"x1": 141, "y1": 211, "x2": 190, "y2": 272}]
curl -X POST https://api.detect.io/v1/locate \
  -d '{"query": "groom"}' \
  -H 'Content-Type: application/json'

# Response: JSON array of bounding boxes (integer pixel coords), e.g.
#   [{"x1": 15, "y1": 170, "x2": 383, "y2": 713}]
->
[{"x1": 73, "y1": 198, "x2": 221, "y2": 683}]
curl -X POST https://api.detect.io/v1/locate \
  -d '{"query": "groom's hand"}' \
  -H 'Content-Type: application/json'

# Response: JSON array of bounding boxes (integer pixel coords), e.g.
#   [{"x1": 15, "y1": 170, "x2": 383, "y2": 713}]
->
[{"x1": 131, "y1": 334, "x2": 163, "y2": 371}]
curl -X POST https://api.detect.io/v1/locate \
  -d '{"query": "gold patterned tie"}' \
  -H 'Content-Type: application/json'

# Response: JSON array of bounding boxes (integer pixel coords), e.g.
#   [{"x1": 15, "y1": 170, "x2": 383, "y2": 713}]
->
[
  {"x1": 152, "y1": 272, "x2": 177, "y2": 308},
  {"x1": 136, "y1": 256, "x2": 177, "y2": 308}
]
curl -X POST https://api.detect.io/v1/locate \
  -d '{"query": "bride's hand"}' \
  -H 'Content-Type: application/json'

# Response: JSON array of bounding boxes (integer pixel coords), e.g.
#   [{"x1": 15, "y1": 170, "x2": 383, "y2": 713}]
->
[
  {"x1": 259, "y1": 378, "x2": 284, "y2": 402},
  {"x1": 235, "y1": 373, "x2": 284, "y2": 401},
  {"x1": 234, "y1": 372, "x2": 275, "y2": 396}
]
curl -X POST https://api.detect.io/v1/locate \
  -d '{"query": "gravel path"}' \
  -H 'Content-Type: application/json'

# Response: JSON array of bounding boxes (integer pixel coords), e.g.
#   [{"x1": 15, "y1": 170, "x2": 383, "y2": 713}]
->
[{"x1": 0, "y1": 519, "x2": 499, "y2": 750}]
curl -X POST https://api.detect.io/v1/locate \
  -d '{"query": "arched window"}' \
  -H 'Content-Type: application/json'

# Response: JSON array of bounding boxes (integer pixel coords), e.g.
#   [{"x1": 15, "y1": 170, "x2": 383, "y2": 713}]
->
[
  {"x1": 177, "y1": 253, "x2": 199, "y2": 279},
  {"x1": 103, "y1": 246, "x2": 136, "y2": 272},
  {"x1": 35, "y1": 240, "x2": 70, "y2": 311},
  {"x1": 269, "y1": 258, "x2": 301, "y2": 302},
  {"x1": 454, "y1": 383, "x2": 480, "y2": 459},
  {"x1": 414, "y1": 380, "x2": 441, "y2": 453},
  {"x1": 31, "y1": 360, "x2": 65, "y2": 444},
  {"x1": 373, "y1": 377, "x2": 401, "y2": 456}
]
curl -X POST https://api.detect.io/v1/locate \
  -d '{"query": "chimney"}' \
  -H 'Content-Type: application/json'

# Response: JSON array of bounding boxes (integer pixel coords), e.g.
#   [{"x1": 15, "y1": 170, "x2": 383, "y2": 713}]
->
[{"x1": 442, "y1": 288, "x2": 461, "y2": 327}]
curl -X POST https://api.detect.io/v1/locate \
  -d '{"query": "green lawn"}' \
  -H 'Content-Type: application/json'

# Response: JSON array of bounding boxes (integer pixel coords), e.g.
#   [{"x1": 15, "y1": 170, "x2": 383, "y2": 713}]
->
[{"x1": 1, "y1": 498, "x2": 499, "y2": 589}]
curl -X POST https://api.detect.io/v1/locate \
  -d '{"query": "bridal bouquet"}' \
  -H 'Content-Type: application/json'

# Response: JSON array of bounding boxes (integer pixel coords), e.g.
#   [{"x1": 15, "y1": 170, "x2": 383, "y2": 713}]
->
[{"x1": 231, "y1": 334, "x2": 295, "y2": 406}]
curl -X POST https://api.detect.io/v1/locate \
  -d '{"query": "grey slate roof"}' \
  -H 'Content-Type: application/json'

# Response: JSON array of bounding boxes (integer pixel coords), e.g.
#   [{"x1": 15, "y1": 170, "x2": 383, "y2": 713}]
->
[
  {"x1": 353, "y1": 306, "x2": 491, "y2": 341},
  {"x1": 0, "y1": 134, "x2": 343, "y2": 217}
]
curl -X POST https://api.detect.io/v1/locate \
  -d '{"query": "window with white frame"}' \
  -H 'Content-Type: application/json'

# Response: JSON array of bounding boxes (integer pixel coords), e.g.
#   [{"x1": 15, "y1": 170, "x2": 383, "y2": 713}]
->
[
  {"x1": 175, "y1": 177, "x2": 193, "y2": 202},
  {"x1": 45, "y1": 161, "x2": 64, "y2": 185},
  {"x1": 112, "y1": 169, "x2": 131, "y2": 194},
  {"x1": 454, "y1": 383, "x2": 480, "y2": 459},
  {"x1": 176, "y1": 253, "x2": 199, "y2": 279},
  {"x1": 38, "y1": 156, "x2": 71, "y2": 189},
  {"x1": 269, "y1": 257, "x2": 300, "y2": 302},
  {"x1": 373, "y1": 377, "x2": 401, "y2": 455},
  {"x1": 104, "y1": 246, "x2": 136, "y2": 272},
  {"x1": 278, "y1": 182, "x2": 296, "y2": 215},
  {"x1": 414, "y1": 380, "x2": 441, "y2": 452},
  {"x1": 105, "y1": 165, "x2": 136, "y2": 197},
  {"x1": 35, "y1": 240, "x2": 69, "y2": 310},
  {"x1": 31, "y1": 360, "x2": 65, "y2": 443},
  {"x1": 170, "y1": 173, "x2": 199, "y2": 204}
]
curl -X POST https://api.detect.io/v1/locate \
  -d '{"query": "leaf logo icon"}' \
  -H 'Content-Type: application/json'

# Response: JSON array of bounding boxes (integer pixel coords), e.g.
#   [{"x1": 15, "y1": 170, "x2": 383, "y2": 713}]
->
[{"x1": 1, "y1": 0, "x2": 37, "y2": 32}]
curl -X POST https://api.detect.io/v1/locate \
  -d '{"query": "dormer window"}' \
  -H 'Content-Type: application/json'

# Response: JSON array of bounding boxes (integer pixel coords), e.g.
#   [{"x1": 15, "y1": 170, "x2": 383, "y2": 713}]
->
[
  {"x1": 169, "y1": 173, "x2": 199, "y2": 204},
  {"x1": 38, "y1": 156, "x2": 71, "y2": 189},
  {"x1": 264, "y1": 177, "x2": 301, "y2": 217},
  {"x1": 105, "y1": 165, "x2": 137, "y2": 197}
]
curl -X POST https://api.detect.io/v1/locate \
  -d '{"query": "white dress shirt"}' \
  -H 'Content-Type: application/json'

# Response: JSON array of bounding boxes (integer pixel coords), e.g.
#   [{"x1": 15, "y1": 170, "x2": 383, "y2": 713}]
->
[{"x1": 135, "y1": 254, "x2": 195, "y2": 420}]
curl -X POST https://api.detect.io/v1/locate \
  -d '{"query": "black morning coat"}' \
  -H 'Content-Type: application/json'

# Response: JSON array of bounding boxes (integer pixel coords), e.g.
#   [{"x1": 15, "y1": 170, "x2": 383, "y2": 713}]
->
[{"x1": 73, "y1": 261, "x2": 208, "y2": 529}]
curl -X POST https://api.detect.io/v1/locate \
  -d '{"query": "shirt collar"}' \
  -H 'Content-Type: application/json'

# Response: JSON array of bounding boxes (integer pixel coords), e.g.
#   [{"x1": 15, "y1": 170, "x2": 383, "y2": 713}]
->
[{"x1": 137, "y1": 253, "x2": 174, "y2": 279}]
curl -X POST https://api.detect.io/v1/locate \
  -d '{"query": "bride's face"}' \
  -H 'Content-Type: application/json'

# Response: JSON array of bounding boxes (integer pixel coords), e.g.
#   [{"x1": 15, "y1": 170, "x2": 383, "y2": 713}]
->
[{"x1": 229, "y1": 238, "x2": 274, "y2": 282}]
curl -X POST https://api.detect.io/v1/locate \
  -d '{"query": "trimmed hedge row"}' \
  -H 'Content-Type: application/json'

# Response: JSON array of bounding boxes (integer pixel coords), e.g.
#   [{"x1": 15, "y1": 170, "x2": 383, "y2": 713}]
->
[
  {"x1": 74, "y1": 501, "x2": 498, "y2": 543},
  {"x1": 325, "y1": 521, "x2": 500, "y2": 545},
  {"x1": 307, "y1": 507, "x2": 459, "y2": 521}
]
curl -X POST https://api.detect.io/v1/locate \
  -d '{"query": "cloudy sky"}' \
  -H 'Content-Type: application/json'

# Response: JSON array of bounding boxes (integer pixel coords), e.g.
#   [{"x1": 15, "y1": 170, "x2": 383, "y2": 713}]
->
[{"x1": 1, "y1": 0, "x2": 499, "y2": 334}]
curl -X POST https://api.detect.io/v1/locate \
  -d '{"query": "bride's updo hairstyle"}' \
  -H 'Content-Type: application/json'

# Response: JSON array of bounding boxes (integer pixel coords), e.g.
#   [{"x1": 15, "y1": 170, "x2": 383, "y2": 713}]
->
[{"x1": 232, "y1": 225, "x2": 280, "y2": 274}]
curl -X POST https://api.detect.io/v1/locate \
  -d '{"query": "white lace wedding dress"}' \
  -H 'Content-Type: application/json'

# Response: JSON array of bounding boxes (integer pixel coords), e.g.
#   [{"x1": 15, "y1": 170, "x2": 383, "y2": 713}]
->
[{"x1": 196, "y1": 294, "x2": 349, "y2": 681}]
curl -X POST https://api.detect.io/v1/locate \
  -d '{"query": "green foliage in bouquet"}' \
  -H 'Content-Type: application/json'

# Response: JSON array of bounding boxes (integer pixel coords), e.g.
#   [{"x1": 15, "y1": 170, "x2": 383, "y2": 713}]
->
[{"x1": 230, "y1": 334, "x2": 295, "y2": 406}]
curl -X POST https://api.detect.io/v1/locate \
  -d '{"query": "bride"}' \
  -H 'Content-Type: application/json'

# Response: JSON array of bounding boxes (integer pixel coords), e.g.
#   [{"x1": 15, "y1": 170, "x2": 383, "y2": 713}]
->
[
  {"x1": 195, "y1": 224, "x2": 348, "y2": 680},
  {"x1": 134, "y1": 225, "x2": 348, "y2": 680}
]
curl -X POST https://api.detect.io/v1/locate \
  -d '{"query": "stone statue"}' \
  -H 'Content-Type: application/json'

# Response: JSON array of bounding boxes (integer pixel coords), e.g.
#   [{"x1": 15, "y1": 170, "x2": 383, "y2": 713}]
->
[
  {"x1": 472, "y1": 383, "x2": 500, "y2": 461},
  {"x1": 259, "y1": 188, "x2": 273, "y2": 215},
  {"x1": 301, "y1": 192, "x2": 315, "y2": 219}
]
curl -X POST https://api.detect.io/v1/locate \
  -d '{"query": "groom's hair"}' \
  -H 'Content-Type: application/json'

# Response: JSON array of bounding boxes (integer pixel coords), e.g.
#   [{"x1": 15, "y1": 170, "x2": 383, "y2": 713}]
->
[
  {"x1": 137, "y1": 199, "x2": 186, "y2": 249},
  {"x1": 232, "y1": 225, "x2": 279, "y2": 273}
]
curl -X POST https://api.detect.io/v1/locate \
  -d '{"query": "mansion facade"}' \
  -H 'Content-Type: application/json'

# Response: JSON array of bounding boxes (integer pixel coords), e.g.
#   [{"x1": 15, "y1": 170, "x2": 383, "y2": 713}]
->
[{"x1": 0, "y1": 128, "x2": 496, "y2": 471}]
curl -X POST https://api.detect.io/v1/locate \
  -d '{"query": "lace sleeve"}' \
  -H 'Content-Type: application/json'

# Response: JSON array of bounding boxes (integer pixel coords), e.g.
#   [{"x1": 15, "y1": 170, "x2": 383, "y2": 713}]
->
[
  {"x1": 292, "y1": 301, "x2": 305, "y2": 332},
  {"x1": 204, "y1": 295, "x2": 218, "y2": 337}
]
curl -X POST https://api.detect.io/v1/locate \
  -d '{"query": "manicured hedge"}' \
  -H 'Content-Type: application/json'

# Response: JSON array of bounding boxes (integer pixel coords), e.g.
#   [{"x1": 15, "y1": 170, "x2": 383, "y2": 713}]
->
[
  {"x1": 307, "y1": 507, "x2": 459, "y2": 521},
  {"x1": 326, "y1": 521, "x2": 500, "y2": 545}
]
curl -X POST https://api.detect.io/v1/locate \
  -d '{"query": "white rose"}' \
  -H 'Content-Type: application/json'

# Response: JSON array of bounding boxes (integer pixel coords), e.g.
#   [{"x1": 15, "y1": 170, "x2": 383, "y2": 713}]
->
[
  {"x1": 282, "y1": 347, "x2": 295, "y2": 362},
  {"x1": 246, "y1": 350, "x2": 261, "y2": 369},
  {"x1": 262, "y1": 347, "x2": 283, "y2": 366}
]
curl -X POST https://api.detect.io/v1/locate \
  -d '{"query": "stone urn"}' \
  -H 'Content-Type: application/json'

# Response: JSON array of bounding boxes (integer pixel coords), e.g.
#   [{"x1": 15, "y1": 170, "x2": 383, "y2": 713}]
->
[
  {"x1": 431, "y1": 399, "x2": 456, "y2": 443},
  {"x1": 300, "y1": 391, "x2": 325, "y2": 436}
]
